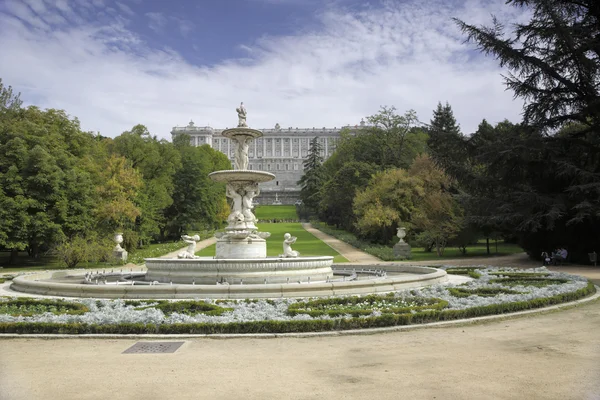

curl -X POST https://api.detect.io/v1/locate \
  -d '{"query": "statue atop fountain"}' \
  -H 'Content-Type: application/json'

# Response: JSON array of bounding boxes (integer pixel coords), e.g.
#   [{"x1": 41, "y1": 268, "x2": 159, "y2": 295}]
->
[{"x1": 236, "y1": 102, "x2": 247, "y2": 128}]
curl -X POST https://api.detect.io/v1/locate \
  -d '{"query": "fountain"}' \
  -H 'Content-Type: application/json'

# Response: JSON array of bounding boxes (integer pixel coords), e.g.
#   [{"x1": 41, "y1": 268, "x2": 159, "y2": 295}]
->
[
  {"x1": 8, "y1": 103, "x2": 448, "y2": 299},
  {"x1": 143, "y1": 102, "x2": 335, "y2": 285}
]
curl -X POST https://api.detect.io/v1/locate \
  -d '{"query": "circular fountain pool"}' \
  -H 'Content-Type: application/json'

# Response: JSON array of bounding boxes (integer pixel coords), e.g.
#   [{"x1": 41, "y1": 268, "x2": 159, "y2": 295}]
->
[{"x1": 9, "y1": 264, "x2": 447, "y2": 299}]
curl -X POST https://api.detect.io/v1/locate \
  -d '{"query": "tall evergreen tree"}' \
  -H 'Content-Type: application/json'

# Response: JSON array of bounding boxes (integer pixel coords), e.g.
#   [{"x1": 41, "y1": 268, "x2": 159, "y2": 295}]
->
[
  {"x1": 298, "y1": 137, "x2": 325, "y2": 211},
  {"x1": 427, "y1": 102, "x2": 467, "y2": 175},
  {"x1": 454, "y1": 0, "x2": 600, "y2": 261}
]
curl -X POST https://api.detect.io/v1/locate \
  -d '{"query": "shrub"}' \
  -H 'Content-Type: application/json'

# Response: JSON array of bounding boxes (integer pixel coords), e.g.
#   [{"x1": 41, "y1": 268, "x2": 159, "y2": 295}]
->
[
  {"x1": 137, "y1": 300, "x2": 232, "y2": 316},
  {"x1": 287, "y1": 294, "x2": 448, "y2": 317},
  {"x1": 0, "y1": 298, "x2": 89, "y2": 316}
]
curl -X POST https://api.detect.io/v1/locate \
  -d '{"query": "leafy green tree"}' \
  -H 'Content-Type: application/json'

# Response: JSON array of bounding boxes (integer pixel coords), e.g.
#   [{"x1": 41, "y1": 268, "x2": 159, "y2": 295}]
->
[
  {"x1": 409, "y1": 155, "x2": 464, "y2": 256},
  {"x1": 111, "y1": 125, "x2": 181, "y2": 245},
  {"x1": 0, "y1": 78, "x2": 22, "y2": 114},
  {"x1": 325, "y1": 107, "x2": 426, "y2": 173},
  {"x1": 164, "y1": 135, "x2": 229, "y2": 237},
  {"x1": 0, "y1": 103, "x2": 99, "y2": 262},
  {"x1": 298, "y1": 137, "x2": 325, "y2": 211},
  {"x1": 95, "y1": 155, "x2": 143, "y2": 236},
  {"x1": 455, "y1": 1, "x2": 600, "y2": 261},
  {"x1": 319, "y1": 161, "x2": 377, "y2": 230},
  {"x1": 318, "y1": 107, "x2": 427, "y2": 234},
  {"x1": 353, "y1": 169, "x2": 422, "y2": 244}
]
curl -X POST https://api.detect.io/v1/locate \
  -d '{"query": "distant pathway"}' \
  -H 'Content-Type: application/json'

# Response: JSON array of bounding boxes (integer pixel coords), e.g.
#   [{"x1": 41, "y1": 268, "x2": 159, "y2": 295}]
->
[{"x1": 301, "y1": 223, "x2": 381, "y2": 263}]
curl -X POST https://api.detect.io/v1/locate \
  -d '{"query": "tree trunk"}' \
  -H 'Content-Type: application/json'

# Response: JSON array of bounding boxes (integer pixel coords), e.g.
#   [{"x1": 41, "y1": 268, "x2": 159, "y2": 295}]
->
[
  {"x1": 9, "y1": 249, "x2": 19, "y2": 265},
  {"x1": 486, "y1": 237, "x2": 490, "y2": 255}
]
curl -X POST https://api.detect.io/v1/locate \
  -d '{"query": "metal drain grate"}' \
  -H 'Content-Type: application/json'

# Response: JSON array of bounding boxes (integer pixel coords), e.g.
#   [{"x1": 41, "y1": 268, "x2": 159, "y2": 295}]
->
[{"x1": 123, "y1": 341, "x2": 185, "y2": 354}]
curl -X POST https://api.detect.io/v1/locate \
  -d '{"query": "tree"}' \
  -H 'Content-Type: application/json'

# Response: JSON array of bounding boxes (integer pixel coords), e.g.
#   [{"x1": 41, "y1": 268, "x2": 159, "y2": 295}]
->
[
  {"x1": 164, "y1": 135, "x2": 230, "y2": 237},
  {"x1": 111, "y1": 125, "x2": 181, "y2": 245},
  {"x1": 95, "y1": 155, "x2": 143, "y2": 237},
  {"x1": 0, "y1": 105, "x2": 99, "y2": 262},
  {"x1": 409, "y1": 155, "x2": 464, "y2": 256},
  {"x1": 427, "y1": 102, "x2": 467, "y2": 175},
  {"x1": 318, "y1": 107, "x2": 427, "y2": 233},
  {"x1": 319, "y1": 161, "x2": 377, "y2": 231},
  {"x1": 325, "y1": 107, "x2": 426, "y2": 173},
  {"x1": 0, "y1": 78, "x2": 22, "y2": 114},
  {"x1": 353, "y1": 169, "x2": 422, "y2": 244},
  {"x1": 454, "y1": 1, "x2": 600, "y2": 261},
  {"x1": 298, "y1": 137, "x2": 325, "y2": 211}
]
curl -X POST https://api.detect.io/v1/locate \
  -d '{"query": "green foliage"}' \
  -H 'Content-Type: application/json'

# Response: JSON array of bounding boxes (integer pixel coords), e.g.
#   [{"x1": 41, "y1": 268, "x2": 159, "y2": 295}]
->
[
  {"x1": 0, "y1": 105, "x2": 100, "y2": 260},
  {"x1": 165, "y1": 137, "x2": 230, "y2": 237},
  {"x1": 0, "y1": 283, "x2": 593, "y2": 334},
  {"x1": 318, "y1": 107, "x2": 427, "y2": 235},
  {"x1": 490, "y1": 278, "x2": 569, "y2": 287},
  {"x1": 298, "y1": 137, "x2": 326, "y2": 211},
  {"x1": 0, "y1": 78, "x2": 22, "y2": 113},
  {"x1": 448, "y1": 287, "x2": 522, "y2": 298},
  {"x1": 453, "y1": 2, "x2": 600, "y2": 262},
  {"x1": 445, "y1": 268, "x2": 482, "y2": 279},
  {"x1": 287, "y1": 295, "x2": 448, "y2": 317},
  {"x1": 0, "y1": 298, "x2": 89, "y2": 316},
  {"x1": 354, "y1": 168, "x2": 421, "y2": 244},
  {"x1": 319, "y1": 161, "x2": 377, "y2": 231},
  {"x1": 138, "y1": 300, "x2": 232, "y2": 316},
  {"x1": 55, "y1": 234, "x2": 113, "y2": 268}
]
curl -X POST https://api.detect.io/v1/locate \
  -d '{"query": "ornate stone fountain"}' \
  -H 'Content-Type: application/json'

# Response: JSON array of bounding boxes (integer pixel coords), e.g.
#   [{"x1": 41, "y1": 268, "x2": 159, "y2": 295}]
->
[
  {"x1": 208, "y1": 102, "x2": 275, "y2": 258},
  {"x1": 143, "y1": 103, "x2": 335, "y2": 284}
]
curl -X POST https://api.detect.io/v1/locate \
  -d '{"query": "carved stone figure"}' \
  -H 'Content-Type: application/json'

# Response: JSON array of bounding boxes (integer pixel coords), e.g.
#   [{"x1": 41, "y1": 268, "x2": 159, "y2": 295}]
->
[
  {"x1": 236, "y1": 102, "x2": 247, "y2": 127},
  {"x1": 281, "y1": 233, "x2": 299, "y2": 257},
  {"x1": 242, "y1": 183, "x2": 260, "y2": 224},
  {"x1": 234, "y1": 136, "x2": 251, "y2": 170},
  {"x1": 226, "y1": 184, "x2": 243, "y2": 213},
  {"x1": 178, "y1": 234, "x2": 200, "y2": 259}
]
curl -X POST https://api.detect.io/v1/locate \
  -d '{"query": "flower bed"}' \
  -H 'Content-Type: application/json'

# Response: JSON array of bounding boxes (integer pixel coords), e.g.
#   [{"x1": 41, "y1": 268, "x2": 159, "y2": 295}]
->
[{"x1": 0, "y1": 267, "x2": 594, "y2": 334}]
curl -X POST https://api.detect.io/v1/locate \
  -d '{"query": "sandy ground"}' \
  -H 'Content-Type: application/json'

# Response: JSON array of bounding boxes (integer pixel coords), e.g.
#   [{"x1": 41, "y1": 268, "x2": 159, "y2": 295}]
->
[{"x1": 0, "y1": 298, "x2": 599, "y2": 400}]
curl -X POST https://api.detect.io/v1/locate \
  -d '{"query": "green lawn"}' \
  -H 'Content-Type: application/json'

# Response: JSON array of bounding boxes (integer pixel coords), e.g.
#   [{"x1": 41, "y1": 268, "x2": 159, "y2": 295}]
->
[
  {"x1": 0, "y1": 252, "x2": 107, "y2": 273},
  {"x1": 254, "y1": 205, "x2": 298, "y2": 220},
  {"x1": 409, "y1": 241, "x2": 524, "y2": 261},
  {"x1": 0, "y1": 241, "x2": 188, "y2": 273},
  {"x1": 196, "y1": 223, "x2": 348, "y2": 263}
]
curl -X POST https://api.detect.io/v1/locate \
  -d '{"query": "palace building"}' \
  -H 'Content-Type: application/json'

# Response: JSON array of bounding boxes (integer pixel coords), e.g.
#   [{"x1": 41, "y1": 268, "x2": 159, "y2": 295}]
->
[{"x1": 171, "y1": 120, "x2": 367, "y2": 205}]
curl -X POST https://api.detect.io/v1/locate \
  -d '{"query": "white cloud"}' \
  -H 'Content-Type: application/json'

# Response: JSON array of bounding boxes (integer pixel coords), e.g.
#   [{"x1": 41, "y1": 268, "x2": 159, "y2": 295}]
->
[
  {"x1": 0, "y1": 0, "x2": 527, "y2": 140},
  {"x1": 145, "y1": 11, "x2": 167, "y2": 33}
]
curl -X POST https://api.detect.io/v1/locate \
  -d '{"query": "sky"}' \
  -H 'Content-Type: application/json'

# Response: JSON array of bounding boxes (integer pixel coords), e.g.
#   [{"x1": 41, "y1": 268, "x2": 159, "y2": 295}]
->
[{"x1": 0, "y1": 0, "x2": 530, "y2": 140}]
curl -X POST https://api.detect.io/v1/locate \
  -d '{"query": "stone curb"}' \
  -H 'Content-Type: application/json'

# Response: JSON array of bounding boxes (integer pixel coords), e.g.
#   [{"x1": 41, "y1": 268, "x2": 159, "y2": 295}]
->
[{"x1": 1, "y1": 285, "x2": 597, "y2": 340}]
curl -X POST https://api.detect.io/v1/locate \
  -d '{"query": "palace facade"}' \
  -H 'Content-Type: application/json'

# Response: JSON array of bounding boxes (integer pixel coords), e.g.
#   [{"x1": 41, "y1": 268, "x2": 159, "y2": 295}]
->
[{"x1": 171, "y1": 120, "x2": 366, "y2": 204}]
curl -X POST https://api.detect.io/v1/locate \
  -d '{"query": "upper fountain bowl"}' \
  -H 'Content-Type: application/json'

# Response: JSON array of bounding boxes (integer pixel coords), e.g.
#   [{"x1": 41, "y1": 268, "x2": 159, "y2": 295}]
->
[
  {"x1": 221, "y1": 127, "x2": 263, "y2": 140},
  {"x1": 209, "y1": 170, "x2": 275, "y2": 183}
]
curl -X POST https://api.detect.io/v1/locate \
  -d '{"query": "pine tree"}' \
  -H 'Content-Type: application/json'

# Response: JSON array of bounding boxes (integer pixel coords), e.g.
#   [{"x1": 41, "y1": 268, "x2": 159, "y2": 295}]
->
[
  {"x1": 427, "y1": 102, "x2": 466, "y2": 175},
  {"x1": 298, "y1": 137, "x2": 325, "y2": 211},
  {"x1": 454, "y1": 0, "x2": 600, "y2": 262}
]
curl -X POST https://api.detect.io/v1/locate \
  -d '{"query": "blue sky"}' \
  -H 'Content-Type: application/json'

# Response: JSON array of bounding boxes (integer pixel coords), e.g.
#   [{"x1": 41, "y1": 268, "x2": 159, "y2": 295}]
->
[{"x1": 0, "y1": 0, "x2": 528, "y2": 139}]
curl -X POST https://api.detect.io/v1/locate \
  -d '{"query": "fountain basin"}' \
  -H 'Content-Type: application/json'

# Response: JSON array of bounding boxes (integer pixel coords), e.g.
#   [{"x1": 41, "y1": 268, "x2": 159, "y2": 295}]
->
[
  {"x1": 145, "y1": 256, "x2": 334, "y2": 284},
  {"x1": 8, "y1": 265, "x2": 448, "y2": 299}
]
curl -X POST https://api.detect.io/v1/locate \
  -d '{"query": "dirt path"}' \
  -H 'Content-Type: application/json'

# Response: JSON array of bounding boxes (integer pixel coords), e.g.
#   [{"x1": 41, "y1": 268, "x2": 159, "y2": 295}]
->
[
  {"x1": 1, "y1": 298, "x2": 599, "y2": 400},
  {"x1": 302, "y1": 223, "x2": 381, "y2": 263}
]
